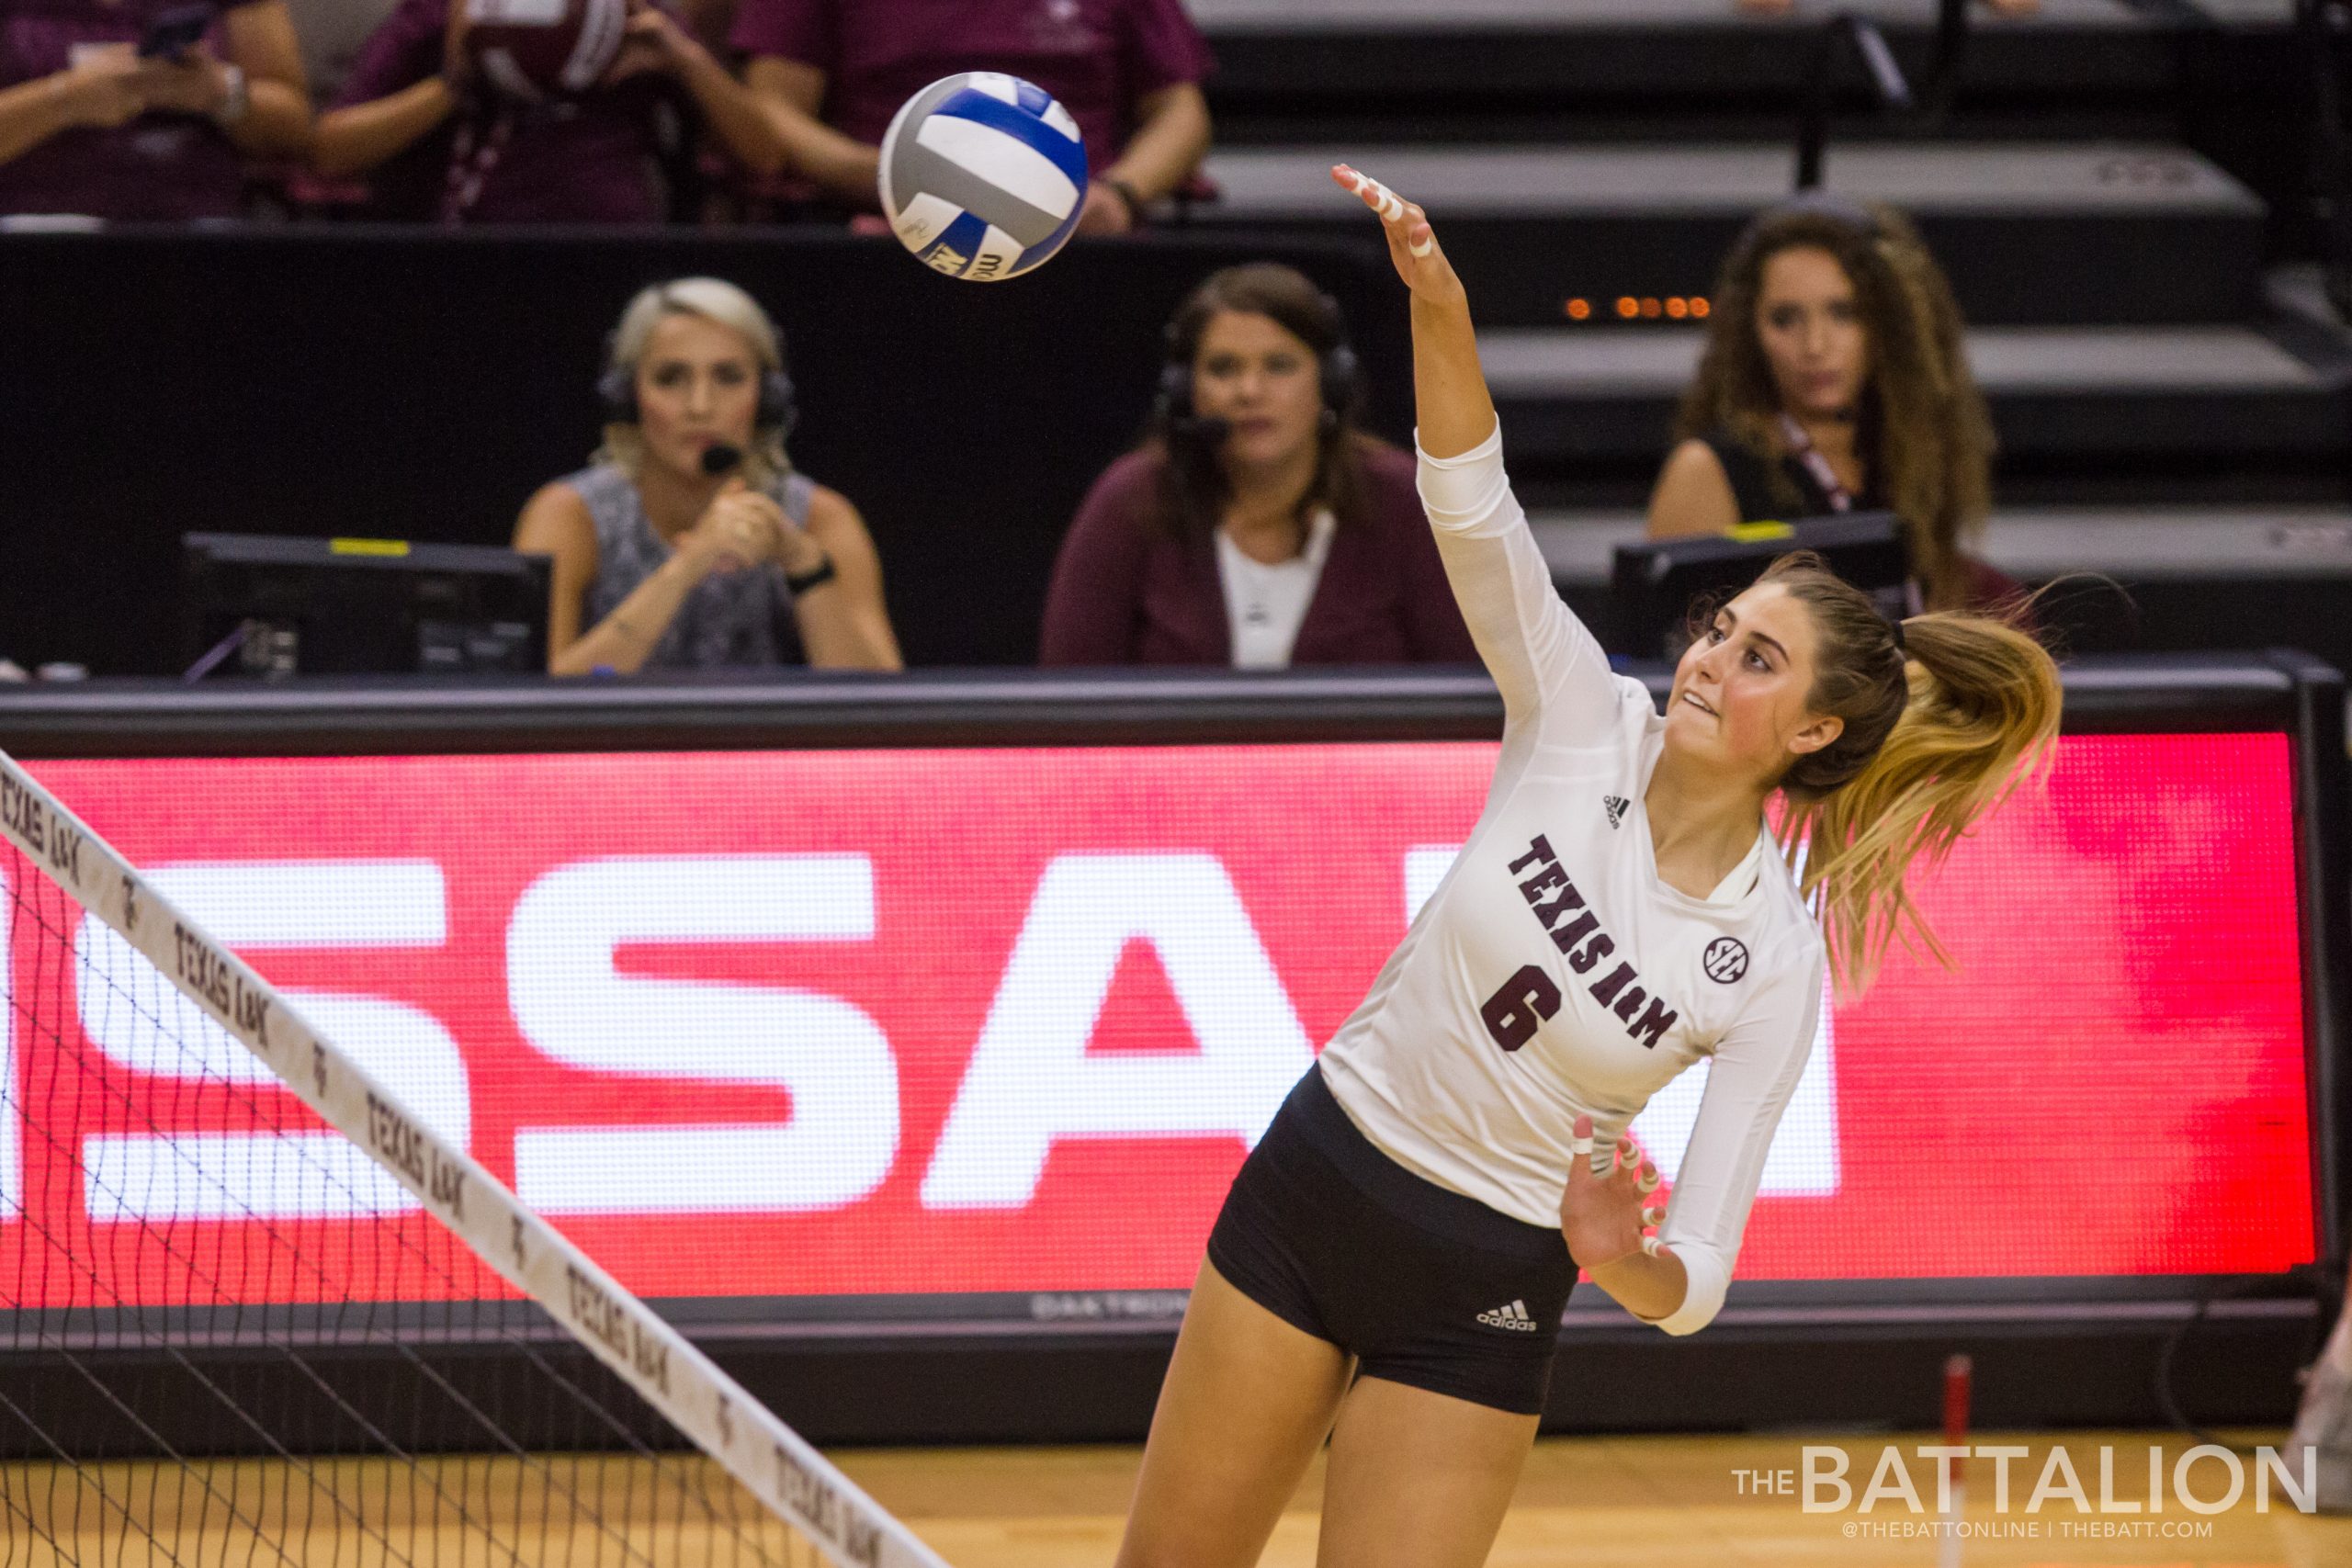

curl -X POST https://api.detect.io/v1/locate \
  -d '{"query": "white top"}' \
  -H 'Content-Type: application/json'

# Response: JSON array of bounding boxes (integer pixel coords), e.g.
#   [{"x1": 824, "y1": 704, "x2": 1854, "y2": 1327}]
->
[
  {"x1": 1317, "y1": 424, "x2": 1826, "y2": 1337},
  {"x1": 1216, "y1": 509, "x2": 1338, "y2": 669}
]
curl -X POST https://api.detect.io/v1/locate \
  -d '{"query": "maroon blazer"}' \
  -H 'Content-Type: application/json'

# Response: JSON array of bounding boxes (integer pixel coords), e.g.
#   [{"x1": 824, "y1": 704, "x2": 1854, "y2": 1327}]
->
[{"x1": 1038, "y1": 444, "x2": 1478, "y2": 667}]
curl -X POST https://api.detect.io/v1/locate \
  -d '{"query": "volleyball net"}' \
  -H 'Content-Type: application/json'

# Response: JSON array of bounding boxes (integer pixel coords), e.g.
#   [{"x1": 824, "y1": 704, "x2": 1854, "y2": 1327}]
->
[{"x1": 0, "y1": 750, "x2": 948, "y2": 1568}]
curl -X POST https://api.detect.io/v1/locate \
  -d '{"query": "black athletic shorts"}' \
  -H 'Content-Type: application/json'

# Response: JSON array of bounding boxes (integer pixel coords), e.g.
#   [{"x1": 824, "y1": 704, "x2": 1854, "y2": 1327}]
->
[{"x1": 1205, "y1": 1066, "x2": 1575, "y2": 1416}]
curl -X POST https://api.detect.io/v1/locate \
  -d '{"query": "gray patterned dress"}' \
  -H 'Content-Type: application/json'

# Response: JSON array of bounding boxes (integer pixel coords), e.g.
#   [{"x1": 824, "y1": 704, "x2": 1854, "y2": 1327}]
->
[{"x1": 566, "y1": 462, "x2": 818, "y2": 671}]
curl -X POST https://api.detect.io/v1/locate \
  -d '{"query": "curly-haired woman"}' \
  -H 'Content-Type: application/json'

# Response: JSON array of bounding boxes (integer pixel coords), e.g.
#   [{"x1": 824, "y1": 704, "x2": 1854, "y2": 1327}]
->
[{"x1": 1646, "y1": 194, "x2": 2020, "y2": 615}]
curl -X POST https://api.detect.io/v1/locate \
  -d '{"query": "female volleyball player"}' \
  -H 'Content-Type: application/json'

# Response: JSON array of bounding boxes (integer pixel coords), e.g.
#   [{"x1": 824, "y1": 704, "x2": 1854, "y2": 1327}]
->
[
  {"x1": 513, "y1": 277, "x2": 901, "y2": 674},
  {"x1": 1112, "y1": 171, "x2": 2061, "y2": 1568}
]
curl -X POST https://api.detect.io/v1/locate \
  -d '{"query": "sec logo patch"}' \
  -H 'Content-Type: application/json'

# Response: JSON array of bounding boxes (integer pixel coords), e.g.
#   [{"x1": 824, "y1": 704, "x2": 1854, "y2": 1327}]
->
[{"x1": 1702, "y1": 937, "x2": 1749, "y2": 984}]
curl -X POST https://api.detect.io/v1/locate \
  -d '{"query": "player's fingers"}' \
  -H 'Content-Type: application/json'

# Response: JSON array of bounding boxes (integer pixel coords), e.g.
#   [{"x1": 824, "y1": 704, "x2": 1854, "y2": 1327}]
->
[
  {"x1": 1336, "y1": 164, "x2": 1383, "y2": 217},
  {"x1": 1636, "y1": 1162, "x2": 1661, "y2": 1194},
  {"x1": 1399, "y1": 204, "x2": 1439, "y2": 259},
  {"x1": 1567, "y1": 1113, "x2": 1596, "y2": 1180},
  {"x1": 1329, "y1": 164, "x2": 1408, "y2": 226},
  {"x1": 1642, "y1": 1205, "x2": 1665, "y2": 1227},
  {"x1": 1641, "y1": 1235, "x2": 1668, "y2": 1258}
]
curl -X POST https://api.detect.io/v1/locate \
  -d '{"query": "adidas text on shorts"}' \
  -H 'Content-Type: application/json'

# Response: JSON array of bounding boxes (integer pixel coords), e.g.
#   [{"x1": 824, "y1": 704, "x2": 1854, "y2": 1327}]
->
[{"x1": 1205, "y1": 1067, "x2": 1577, "y2": 1416}]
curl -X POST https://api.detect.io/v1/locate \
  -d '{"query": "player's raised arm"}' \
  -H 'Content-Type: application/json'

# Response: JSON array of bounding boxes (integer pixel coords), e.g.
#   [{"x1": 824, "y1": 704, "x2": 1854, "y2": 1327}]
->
[
  {"x1": 1331, "y1": 164, "x2": 1494, "y2": 459},
  {"x1": 1332, "y1": 164, "x2": 1618, "y2": 733}
]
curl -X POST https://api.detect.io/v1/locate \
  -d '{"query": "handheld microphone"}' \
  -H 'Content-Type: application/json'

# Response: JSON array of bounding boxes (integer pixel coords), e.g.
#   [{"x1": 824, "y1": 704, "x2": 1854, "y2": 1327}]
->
[{"x1": 699, "y1": 443, "x2": 744, "y2": 479}]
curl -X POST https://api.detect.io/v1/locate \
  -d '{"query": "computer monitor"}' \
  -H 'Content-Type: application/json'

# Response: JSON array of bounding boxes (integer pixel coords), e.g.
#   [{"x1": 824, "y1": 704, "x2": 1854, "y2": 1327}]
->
[
  {"x1": 1607, "y1": 511, "x2": 1917, "y2": 661},
  {"x1": 183, "y1": 534, "x2": 551, "y2": 679}
]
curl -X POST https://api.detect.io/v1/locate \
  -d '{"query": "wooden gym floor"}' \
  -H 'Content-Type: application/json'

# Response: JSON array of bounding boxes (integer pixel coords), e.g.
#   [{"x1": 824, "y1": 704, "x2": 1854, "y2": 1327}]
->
[
  {"x1": 6, "y1": 1430, "x2": 2347, "y2": 1566},
  {"x1": 853, "y1": 1431, "x2": 2352, "y2": 1567}
]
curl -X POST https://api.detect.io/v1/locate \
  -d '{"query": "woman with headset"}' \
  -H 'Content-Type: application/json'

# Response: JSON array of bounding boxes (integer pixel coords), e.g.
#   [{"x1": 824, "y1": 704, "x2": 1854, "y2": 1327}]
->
[
  {"x1": 1039, "y1": 263, "x2": 1476, "y2": 668},
  {"x1": 514, "y1": 277, "x2": 901, "y2": 674}
]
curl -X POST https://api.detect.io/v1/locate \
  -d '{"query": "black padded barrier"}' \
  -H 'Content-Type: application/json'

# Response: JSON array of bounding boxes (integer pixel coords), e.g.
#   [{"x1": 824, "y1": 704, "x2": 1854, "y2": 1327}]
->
[{"x1": 0, "y1": 228, "x2": 1406, "y2": 676}]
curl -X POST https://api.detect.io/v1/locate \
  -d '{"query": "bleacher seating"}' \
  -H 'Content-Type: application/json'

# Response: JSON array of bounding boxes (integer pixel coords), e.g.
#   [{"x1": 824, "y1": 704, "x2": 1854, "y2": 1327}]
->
[{"x1": 1184, "y1": 0, "x2": 2352, "y2": 668}]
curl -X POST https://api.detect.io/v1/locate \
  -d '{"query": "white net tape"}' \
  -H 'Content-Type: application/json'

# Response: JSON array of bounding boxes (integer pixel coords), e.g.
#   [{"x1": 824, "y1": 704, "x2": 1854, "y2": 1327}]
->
[{"x1": 0, "y1": 750, "x2": 951, "y2": 1568}]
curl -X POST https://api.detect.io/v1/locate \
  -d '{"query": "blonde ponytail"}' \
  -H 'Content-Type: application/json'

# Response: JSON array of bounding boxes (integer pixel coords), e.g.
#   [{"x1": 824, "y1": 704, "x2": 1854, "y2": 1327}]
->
[{"x1": 1752, "y1": 554, "x2": 2062, "y2": 993}]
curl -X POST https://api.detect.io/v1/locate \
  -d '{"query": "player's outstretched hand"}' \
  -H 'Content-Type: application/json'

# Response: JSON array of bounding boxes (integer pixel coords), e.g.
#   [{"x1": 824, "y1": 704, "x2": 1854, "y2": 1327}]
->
[
  {"x1": 1560, "y1": 1113, "x2": 1669, "y2": 1272},
  {"x1": 1330, "y1": 164, "x2": 1464, "y2": 307}
]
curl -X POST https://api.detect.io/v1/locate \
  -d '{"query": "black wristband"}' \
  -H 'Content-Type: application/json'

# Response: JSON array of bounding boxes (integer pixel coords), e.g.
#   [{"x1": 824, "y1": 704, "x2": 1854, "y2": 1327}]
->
[{"x1": 785, "y1": 552, "x2": 838, "y2": 595}]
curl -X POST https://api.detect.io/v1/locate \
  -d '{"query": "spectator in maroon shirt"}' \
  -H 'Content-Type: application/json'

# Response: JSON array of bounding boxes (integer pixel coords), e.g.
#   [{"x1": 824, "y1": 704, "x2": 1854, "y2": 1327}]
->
[
  {"x1": 0, "y1": 0, "x2": 311, "y2": 220},
  {"x1": 729, "y1": 0, "x2": 1212, "y2": 234},
  {"x1": 1040, "y1": 264, "x2": 1476, "y2": 669},
  {"x1": 312, "y1": 0, "x2": 777, "y2": 222}
]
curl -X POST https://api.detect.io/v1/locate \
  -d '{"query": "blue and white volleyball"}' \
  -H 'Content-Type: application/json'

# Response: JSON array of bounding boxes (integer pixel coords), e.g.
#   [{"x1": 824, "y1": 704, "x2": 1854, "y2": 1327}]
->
[{"x1": 879, "y1": 73, "x2": 1089, "y2": 283}]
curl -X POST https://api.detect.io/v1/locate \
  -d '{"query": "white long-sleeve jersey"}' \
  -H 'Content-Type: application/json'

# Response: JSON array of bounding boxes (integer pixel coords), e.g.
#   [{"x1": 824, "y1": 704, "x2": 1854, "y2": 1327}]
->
[{"x1": 1317, "y1": 425, "x2": 1826, "y2": 1337}]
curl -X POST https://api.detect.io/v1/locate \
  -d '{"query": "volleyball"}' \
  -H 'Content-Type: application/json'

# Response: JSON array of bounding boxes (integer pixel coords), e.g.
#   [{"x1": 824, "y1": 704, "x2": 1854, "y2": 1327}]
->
[
  {"x1": 879, "y1": 73, "x2": 1090, "y2": 283},
  {"x1": 461, "y1": 0, "x2": 628, "y2": 102}
]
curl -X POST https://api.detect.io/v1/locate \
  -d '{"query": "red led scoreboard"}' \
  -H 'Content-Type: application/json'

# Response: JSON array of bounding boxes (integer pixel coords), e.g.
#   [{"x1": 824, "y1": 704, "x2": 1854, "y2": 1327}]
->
[{"x1": 0, "y1": 660, "x2": 2342, "y2": 1333}]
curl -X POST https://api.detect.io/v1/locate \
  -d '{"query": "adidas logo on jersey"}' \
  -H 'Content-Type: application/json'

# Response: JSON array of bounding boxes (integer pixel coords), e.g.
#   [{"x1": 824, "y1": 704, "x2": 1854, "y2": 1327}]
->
[
  {"x1": 1476, "y1": 1299, "x2": 1542, "y2": 1333},
  {"x1": 1602, "y1": 795, "x2": 1629, "y2": 829}
]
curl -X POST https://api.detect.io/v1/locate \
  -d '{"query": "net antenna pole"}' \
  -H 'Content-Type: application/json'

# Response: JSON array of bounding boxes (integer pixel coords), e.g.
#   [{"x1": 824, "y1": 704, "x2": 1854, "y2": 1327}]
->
[{"x1": 0, "y1": 749, "x2": 953, "y2": 1568}]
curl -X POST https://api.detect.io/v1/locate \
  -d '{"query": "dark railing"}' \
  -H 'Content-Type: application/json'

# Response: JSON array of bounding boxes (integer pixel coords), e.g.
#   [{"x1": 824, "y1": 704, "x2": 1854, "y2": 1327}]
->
[
  {"x1": 2301, "y1": 0, "x2": 2352, "y2": 319},
  {"x1": 1794, "y1": 0, "x2": 1974, "y2": 191}
]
